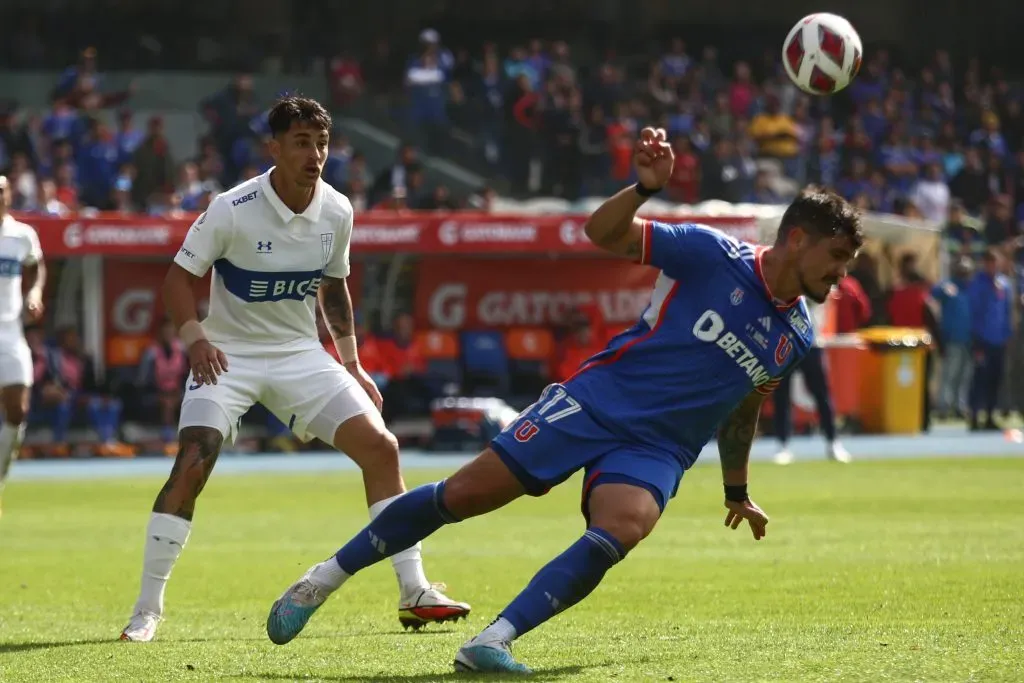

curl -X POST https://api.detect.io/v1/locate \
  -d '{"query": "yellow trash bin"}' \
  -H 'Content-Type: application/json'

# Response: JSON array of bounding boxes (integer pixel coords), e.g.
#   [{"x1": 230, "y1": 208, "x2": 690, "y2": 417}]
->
[{"x1": 856, "y1": 327, "x2": 931, "y2": 434}]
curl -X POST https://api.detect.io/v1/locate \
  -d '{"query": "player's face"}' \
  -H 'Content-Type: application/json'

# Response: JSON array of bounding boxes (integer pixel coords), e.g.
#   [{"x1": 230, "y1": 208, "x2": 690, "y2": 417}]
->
[
  {"x1": 271, "y1": 123, "x2": 329, "y2": 187},
  {"x1": 0, "y1": 175, "x2": 9, "y2": 214},
  {"x1": 795, "y1": 233, "x2": 858, "y2": 304}
]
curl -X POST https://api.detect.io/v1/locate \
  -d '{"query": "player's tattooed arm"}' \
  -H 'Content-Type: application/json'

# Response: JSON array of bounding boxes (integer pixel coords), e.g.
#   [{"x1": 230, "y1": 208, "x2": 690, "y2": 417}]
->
[
  {"x1": 583, "y1": 185, "x2": 647, "y2": 259},
  {"x1": 717, "y1": 391, "x2": 766, "y2": 485},
  {"x1": 317, "y1": 276, "x2": 355, "y2": 340}
]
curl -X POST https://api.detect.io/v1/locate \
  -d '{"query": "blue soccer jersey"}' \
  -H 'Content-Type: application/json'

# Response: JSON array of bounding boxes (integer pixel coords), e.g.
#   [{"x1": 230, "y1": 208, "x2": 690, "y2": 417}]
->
[{"x1": 561, "y1": 221, "x2": 815, "y2": 467}]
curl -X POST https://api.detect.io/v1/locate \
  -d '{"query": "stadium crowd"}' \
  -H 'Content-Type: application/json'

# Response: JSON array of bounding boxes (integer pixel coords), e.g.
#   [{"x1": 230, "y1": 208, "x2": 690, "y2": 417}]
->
[{"x1": 3, "y1": 34, "x2": 1024, "y2": 454}]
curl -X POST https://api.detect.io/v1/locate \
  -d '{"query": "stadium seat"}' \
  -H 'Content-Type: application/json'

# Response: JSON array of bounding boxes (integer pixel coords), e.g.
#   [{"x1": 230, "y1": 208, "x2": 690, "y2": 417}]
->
[
  {"x1": 415, "y1": 330, "x2": 462, "y2": 395},
  {"x1": 460, "y1": 330, "x2": 509, "y2": 397},
  {"x1": 505, "y1": 328, "x2": 554, "y2": 404}
]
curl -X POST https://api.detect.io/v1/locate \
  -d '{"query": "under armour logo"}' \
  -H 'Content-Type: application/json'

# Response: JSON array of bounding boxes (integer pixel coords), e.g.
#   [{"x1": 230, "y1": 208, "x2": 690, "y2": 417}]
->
[{"x1": 257, "y1": 241, "x2": 273, "y2": 252}]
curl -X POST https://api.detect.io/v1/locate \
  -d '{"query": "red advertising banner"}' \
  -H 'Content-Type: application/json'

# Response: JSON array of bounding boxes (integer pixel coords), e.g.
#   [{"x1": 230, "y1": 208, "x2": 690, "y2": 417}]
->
[
  {"x1": 103, "y1": 261, "x2": 212, "y2": 366},
  {"x1": 415, "y1": 257, "x2": 659, "y2": 329},
  {"x1": 101, "y1": 259, "x2": 364, "y2": 365},
  {"x1": 15, "y1": 212, "x2": 760, "y2": 257}
]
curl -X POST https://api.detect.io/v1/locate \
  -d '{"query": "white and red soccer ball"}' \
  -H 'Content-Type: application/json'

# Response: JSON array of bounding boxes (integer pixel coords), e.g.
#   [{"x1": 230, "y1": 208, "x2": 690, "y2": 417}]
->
[{"x1": 782, "y1": 13, "x2": 863, "y2": 95}]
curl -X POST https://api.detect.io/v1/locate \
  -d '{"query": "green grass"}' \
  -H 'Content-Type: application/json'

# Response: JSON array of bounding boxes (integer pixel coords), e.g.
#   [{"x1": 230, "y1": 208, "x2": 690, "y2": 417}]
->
[{"x1": 1, "y1": 458, "x2": 1023, "y2": 682}]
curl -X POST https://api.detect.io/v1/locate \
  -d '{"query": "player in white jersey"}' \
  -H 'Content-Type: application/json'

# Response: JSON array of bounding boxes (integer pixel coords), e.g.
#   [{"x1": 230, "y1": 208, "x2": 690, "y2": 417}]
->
[
  {"x1": 120, "y1": 97, "x2": 470, "y2": 642},
  {"x1": 0, "y1": 175, "x2": 45, "y2": 519}
]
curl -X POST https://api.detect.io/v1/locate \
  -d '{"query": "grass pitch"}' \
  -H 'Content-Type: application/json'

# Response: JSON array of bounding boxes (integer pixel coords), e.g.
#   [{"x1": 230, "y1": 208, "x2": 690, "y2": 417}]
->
[{"x1": 1, "y1": 457, "x2": 1022, "y2": 682}]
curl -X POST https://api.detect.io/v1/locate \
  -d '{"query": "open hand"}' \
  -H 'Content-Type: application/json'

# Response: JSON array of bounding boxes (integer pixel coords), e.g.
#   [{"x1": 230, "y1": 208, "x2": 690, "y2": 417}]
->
[{"x1": 724, "y1": 498, "x2": 769, "y2": 540}]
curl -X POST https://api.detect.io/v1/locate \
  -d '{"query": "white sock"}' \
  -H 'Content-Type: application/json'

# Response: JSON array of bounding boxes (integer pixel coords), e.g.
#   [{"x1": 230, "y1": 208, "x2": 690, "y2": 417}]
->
[
  {"x1": 0, "y1": 422, "x2": 26, "y2": 492},
  {"x1": 307, "y1": 556, "x2": 351, "y2": 592},
  {"x1": 369, "y1": 493, "x2": 430, "y2": 596},
  {"x1": 132, "y1": 513, "x2": 191, "y2": 616},
  {"x1": 478, "y1": 616, "x2": 518, "y2": 644}
]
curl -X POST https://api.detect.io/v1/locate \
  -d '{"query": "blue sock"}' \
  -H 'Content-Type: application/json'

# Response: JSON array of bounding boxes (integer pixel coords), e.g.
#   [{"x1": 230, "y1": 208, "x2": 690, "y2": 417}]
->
[
  {"x1": 54, "y1": 399, "x2": 73, "y2": 442},
  {"x1": 334, "y1": 481, "x2": 460, "y2": 574},
  {"x1": 500, "y1": 527, "x2": 626, "y2": 638},
  {"x1": 105, "y1": 399, "x2": 123, "y2": 442},
  {"x1": 87, "y1": 398, "x2": 104, "y2": 440}
]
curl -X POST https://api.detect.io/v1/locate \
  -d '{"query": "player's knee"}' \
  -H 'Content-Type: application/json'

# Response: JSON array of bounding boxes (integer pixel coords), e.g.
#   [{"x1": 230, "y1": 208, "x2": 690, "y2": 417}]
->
[
  {"x1": 4, "y1": 403, "x2": 28, "y2": 425},
  {"x1": 596, "y1": 511, "x2": 654, "y2": 551},
  {"x1": 356, "y1": 429, "x2": 401, "y2": 474}
]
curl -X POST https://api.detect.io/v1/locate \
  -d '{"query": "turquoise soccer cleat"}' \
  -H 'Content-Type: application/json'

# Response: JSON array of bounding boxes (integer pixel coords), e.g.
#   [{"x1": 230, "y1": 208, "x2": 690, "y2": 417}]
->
[
  {"x1": 266, "y1": 572, "x2": 329, "y2": 645},
  {"x1": 453, "y1": 637, "x2": 533, "y2": 675}
]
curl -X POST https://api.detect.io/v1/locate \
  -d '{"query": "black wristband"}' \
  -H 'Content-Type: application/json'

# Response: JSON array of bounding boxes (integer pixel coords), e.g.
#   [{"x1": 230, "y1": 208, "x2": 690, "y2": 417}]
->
[
  {"x1": 634, "y1": 182, "x2": 662, "y2": 197},
  {"x1": 724, "y1": 484, "x2": 749, "y2": 502}
]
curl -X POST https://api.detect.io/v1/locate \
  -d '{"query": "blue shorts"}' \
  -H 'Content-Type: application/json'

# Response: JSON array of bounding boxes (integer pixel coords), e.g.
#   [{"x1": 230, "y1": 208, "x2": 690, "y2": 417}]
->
[{"x1": 490, "y1": 384, "x2": 684, "y2": 521}]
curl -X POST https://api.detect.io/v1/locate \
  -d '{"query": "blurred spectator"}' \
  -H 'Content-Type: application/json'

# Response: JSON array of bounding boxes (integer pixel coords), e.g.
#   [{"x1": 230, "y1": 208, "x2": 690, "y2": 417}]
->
[
  {"x1": 405, "y1": 32, "x2": 454, "y2": 152},
  {"x1": 887, "y1": 252, "x2": 938, "y2": 430},
  {"x1": 968, "y1": 249, "x2": 1012, "y2": 431},
  {"x1": 37, "y1": 178, "x2": 70, "y2": 216},
  {"x1": 831, "y1": 275, "x2": 873, "y2": 333},
  {"x1": 910, "y1": 162, "x2": 950, "y2": 223},
  {"x1": 748, "y1": 94, "x2": 798, "y2": 176},
  {"x1": 983, "y1": 194, "x2": 1016, "y2": 247},
  {"x1": 950, "y1": 148, "x2": 988, "y2": 214},
  {"x1": 77, "y1": 118, "x2": 121, "y2": 209},
  {"x1": 943, "y1": 199, "x2": 985, "y2": 259},
  {"x1": 329, "y1": 49, "x2": 364, "y2": 107},
  {"x1": 322, "y1": 135, "x2": 354, "y2": 192},
  {"x1": 932, "y1": 257, "x2": 975, "y2": 419},
  {"x1": 380, "y1": 313, "x2": 431, "y2": 422},
  {"x1": 371, "y1": 144, "x2": 420, "y2": 205},
  {"x1": 136, "y1": 319, "x2": 189, "y2": 452},
  {"x1": 35, "y1": 326, "x2": 129, "y2": 456},
  {"x1": 131, "y1": 116, "x2": 175, "y2": 210},
  {"x1": 665, "y1": 137, "x2": 700, "y2": 204}
]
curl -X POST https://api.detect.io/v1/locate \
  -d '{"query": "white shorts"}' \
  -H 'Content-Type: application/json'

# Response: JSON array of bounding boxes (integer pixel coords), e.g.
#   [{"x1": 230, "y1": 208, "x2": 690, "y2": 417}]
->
[
  {"x1": 178, "y1": 346, "x2": 375, "y2": 444},
  {"x1": 0, "y1": 338, "x2": 33, "y2": 388}
]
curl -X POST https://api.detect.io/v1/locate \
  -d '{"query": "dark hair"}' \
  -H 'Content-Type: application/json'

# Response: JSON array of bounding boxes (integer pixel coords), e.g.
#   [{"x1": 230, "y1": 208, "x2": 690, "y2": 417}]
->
[
  {"x1": 267, "y1": 96, "x2": 332, "y2": 137},
  {"x1": 776, "y1": 185, "x2": 864, "y2": 249}
]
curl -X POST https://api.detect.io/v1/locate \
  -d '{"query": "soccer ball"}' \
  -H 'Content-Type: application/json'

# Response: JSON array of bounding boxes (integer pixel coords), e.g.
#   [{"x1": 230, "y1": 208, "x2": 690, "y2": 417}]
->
[{"x1": 782, "y1": 13, "x2": 863, "y2": 95}]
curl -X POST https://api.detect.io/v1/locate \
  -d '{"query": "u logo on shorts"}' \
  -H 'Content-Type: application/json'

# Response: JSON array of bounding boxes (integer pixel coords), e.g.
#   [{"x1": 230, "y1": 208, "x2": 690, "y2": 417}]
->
[{"x1": 514, "y1": 420, "x2": 540, "y2": 443}]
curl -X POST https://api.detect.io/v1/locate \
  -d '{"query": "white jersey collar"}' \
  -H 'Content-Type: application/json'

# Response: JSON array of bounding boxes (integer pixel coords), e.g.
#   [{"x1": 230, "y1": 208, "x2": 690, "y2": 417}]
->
[{"x1": 258, "y1": 168, "x2": 325, "y2": 225}]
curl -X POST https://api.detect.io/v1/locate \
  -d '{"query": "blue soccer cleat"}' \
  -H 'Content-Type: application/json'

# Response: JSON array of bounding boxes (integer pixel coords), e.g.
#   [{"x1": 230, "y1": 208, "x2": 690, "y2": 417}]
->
[
  {"x1": 266, "y1": 570, "x2": 329, "y2": 645},
  {"x1": 453, "y1": 637, "x2": 533, "y2": 675}
]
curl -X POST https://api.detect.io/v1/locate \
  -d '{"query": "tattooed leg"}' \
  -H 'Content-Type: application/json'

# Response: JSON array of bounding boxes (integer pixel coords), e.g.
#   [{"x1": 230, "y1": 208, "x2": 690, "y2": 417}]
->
[
  {"x1": 152, "y1": 426, "x2": 224, "y2": 520},
  {"x1": 121, "y1": 427, "x2": 224, "y2": 639}
]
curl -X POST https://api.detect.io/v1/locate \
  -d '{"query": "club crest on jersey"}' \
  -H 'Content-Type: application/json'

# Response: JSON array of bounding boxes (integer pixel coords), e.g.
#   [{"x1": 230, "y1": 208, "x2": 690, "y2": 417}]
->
[
  {"x1": 514, "y1": 420, "x2": 540, "y2": 443},
  {"x1": 256, "y1": 241, "x2": 272, "y2": 253},
  {"x1": 730, "y1": 287, "x2": 745, "y2": 305},
  {"x1": 775, "y1": 335, "x2": 793, "y2": 366},
  {"x1": 320, "y1": 233, "x2": 334, "y2": 270}
]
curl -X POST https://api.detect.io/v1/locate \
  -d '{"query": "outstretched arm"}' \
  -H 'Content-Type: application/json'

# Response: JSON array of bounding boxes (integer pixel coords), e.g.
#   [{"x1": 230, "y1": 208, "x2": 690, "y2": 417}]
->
[
  {"x1": 717, "y1": 390, "x2": 766, "y2": 487},
  {"x1": 717, "y1": 390, "x2": 770, "y2": 540}
]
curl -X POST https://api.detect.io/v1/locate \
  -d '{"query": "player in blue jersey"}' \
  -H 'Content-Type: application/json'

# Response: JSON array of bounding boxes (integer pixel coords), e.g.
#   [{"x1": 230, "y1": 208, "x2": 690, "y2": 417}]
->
[{"x1": 265, "y1": 127, "x2": 864, "y2": 674}]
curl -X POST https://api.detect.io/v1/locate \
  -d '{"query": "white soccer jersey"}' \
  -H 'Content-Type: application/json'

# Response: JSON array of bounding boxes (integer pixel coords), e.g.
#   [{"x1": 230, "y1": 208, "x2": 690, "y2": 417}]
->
[
  {"x1": 0, "y1": 214, "x2": 43, "y2": 341},
  {"x1": 173, "y1": 169, "x2": 353, "y2": 354}
]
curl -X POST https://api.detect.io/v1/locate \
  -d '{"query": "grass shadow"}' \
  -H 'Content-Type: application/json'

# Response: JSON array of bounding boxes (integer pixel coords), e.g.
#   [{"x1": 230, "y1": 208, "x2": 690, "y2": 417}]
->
[{"x1": 235, "y1": 664, "x2": 592, "y2": 682}]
